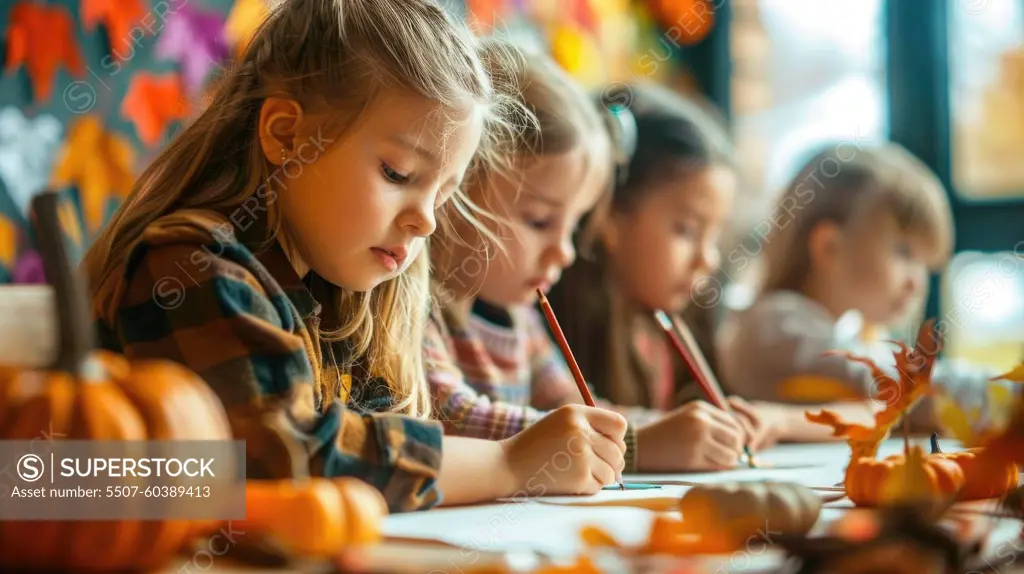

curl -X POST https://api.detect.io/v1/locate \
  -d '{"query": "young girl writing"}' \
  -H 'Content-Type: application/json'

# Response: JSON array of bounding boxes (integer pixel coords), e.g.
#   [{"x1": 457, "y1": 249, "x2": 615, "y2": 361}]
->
[
  {"x1": 717, "y1": 143, "x2": 1015, "y2": 432},
  {"x1": 425, "y1": 59, "x2": 754, "y2": 473},
  {"x1": 546, "y1": 83, "x2": 873, "y2": 457},
  {"x1": 84, "y1": 0, "x2": 625, "y2": 512}
]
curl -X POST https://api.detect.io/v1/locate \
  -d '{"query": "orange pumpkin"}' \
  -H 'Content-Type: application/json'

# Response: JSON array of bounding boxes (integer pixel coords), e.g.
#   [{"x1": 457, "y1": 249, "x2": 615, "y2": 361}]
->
[
  {"x1": 0, "y1": 193, "x2": 234, "y2": 571},
  {"x1": 238, "y1": 477, "x2": 389, "y2": 557},
  {"x1": 928, "y1": 434, "x2": 1019, "y2": 500},
  {"x1": 845, "y1": 450, "x2": 964, "y2": 507}
]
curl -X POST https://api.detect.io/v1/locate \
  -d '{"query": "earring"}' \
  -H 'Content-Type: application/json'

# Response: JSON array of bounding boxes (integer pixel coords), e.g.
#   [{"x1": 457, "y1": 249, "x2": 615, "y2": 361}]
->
[{"x1": 280, "y1": 148, "x2": 287, "y2": 164}]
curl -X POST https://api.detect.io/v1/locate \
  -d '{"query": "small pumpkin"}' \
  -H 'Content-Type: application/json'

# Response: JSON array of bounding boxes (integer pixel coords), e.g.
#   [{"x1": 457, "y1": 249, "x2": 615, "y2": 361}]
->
[
  {"x1": 677, "y1": 481, "x2": 822, "y2": 553},
  {"x1": 845, "y1": 445, "x2": 964, "y2": 508},
  {"x1": 929, "y1": 433, "x2": 1019, "y2": 500},
  {"x1": 0, "y1": 193, "x2": 234, "y2": 572},
  {"x1": 237, "y1": 477, "x2": 389, "y2": 557}
]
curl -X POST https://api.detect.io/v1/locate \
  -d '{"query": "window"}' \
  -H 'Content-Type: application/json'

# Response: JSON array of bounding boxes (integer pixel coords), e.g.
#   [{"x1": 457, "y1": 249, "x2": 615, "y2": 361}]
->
[
  {"x1": 949, "y1": 0, "x2": 1024, "y2": 198},
  {"x1": 731, "y1": 0, "x2": 888, "y2": 207},
  {"x1": 940, "y1": 249, "x2": 1024, "y2": 371}
]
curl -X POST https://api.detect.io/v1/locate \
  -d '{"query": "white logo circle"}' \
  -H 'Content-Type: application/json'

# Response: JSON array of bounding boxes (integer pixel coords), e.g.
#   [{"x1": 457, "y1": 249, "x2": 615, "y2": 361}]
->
[{"x1": 17, "y1": 454, "x2": 44, "y2": 482}]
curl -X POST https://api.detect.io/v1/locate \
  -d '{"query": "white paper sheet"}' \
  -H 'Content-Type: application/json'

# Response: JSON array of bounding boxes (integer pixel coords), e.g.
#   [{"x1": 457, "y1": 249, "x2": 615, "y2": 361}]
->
[{"x1": 382, "y1": 438, "x2": 982, "y2": 566}]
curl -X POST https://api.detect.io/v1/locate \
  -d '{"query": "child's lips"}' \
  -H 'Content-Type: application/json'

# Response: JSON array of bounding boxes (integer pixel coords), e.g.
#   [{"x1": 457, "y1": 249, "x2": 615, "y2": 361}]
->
[
  {"x1": 371, "y1": 246, "x2": 406, "y2": 272},
  {"x1": 526, "y1": 276, "x2": 555, "y2": 293}
]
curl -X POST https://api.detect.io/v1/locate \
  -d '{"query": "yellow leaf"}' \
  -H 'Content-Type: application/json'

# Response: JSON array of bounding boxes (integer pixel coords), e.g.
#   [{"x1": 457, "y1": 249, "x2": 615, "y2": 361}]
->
[
  {"x1": 778, "y1": 375, "x2": 862, "y2": 402},
  {"x1": 933, "y1": 393, "x2": 976, "y2": 446},
  {"x1": 0, "y1": 215, "x2": 15, "y2": 269},
  {"x1": 993, "y1": 363, "x2": 1024, "y2": 383},
  {"x1": 50, "y1": 115, "x2": 136, "y2": 233},
  {"x1": 549, "y1": 24, "x2": 605, "y2": 87},
  {"x1": 225, "y1": 0, "x2": 269, "y2": 54}
]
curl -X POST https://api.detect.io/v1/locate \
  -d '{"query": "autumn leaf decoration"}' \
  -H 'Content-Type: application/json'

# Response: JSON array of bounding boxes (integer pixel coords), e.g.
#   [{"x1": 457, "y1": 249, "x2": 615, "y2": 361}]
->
[
  {"x1": 994, "y1": 362, "x2": 1024, "y2": 384},
  {"x1": 975, "y1": 362, "x2": 1024, "y2": 465},
  {"x1": 5, "y1": 2, "x2": 83, "y2": 102},
  {"x1": 50, "y1": 116, "x2": 136, "y2": 234},
  {"x1": 824, "y1": 319, "x2": 941, "y2": 431},
  {"x1": 805, "y1": 410, "x2": 891, "y2": 460},
  {"x1": 80, "y1": 0, "x2": 149, "y2": 62},
  {"x1": 224, "y1": 0, "x2": 270, "y2": 56},
  {"x1": 121, "y1": 73, "x2": 190, "y2": 147},
  {"x1": 156, "y1": 3, "x2": 231, "y2": 95}
]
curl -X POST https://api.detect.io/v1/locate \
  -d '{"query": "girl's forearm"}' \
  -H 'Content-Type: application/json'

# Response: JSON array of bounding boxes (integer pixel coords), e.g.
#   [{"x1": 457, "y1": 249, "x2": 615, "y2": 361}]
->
[{"x1": 436, "y1": 436, "x2": 516, "y2": 507}]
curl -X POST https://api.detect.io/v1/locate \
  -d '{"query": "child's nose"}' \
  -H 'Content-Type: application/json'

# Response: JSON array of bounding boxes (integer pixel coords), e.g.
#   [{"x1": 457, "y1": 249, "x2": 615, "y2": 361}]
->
[
  {"x1": 405, "y1": 199, "x2": 437, "y2": 237},
  {"x1": 551, "y1": 235, "x2": 576, "y2": 268},
  {"x1": 697, "y1": 241, "x2": 720, "y2": 273}
]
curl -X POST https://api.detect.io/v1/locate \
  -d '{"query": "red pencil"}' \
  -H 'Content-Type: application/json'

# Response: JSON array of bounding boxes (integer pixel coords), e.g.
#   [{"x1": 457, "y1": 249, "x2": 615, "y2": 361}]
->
[
  {"x1": 537, "y1": 288, "x2": 624, "y2": 489},
  {"x1": 653, "y1": 310, "x2": 755, "y2": 467}
]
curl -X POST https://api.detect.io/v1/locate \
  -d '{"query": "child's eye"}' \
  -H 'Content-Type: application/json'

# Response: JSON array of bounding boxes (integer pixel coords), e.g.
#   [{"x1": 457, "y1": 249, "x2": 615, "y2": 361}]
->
[
  {"x1": 381, "y1": 162, "x2": 409, "y2": 184},
  {"x1": 672, "y1": 221, "x2": 700, "y2": 238},
  {"x1": 893, "y1": 241, "x2": 915, "y2": 259},
  {"x1": 524, "y1": 217, "x2": 553, "y2": 231}
]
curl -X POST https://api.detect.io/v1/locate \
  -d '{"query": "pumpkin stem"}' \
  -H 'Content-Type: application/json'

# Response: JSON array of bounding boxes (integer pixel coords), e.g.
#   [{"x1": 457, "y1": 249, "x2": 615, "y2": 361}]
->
[
  {"x1": 929, "y1": 432, "x2": 942, "y2": 454},
  {"x1": 32, "y1": 193, "x2": 93, "y2": 377}
]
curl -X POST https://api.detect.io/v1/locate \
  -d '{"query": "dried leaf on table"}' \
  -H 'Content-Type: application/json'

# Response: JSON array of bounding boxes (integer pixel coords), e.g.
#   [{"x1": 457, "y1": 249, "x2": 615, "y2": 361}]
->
[
  {"x1": 156, "y1": 4, "x2": 231, "y2": 95},
  {"x1": 4, "y1": 2, "x2": 83, "y2": 102},
  {"x1": 50, "y1": 116, "x2": 136, "y2": 234},
  {"x1": 121, "y1": 73, "x2": 190, "y2": 147},
  {"x1": 0, "y1": 107, "x2": 63, "y2": 219},
  {"x1": 224, "y1": 0, "x2": 269, "y2": 55}
]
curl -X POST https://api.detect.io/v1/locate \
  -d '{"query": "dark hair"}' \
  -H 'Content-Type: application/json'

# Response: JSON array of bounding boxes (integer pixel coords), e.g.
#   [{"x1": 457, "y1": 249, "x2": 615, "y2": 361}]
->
[
  {"x1": 598, "y1": 82, "x2": 733, "y2": 214},
  {"x1": 545, "y1": 82, "x2": 735, "y2": 408}
]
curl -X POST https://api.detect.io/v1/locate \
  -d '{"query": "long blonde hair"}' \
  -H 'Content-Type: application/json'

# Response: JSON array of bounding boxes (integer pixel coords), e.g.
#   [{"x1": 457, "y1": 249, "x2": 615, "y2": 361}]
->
[
  {"x1": 85, "y1": 0, "x2": 524, "y2": 418},
  {"x1": 430, "y1": 47, "x2": 611, "y2": 311}
]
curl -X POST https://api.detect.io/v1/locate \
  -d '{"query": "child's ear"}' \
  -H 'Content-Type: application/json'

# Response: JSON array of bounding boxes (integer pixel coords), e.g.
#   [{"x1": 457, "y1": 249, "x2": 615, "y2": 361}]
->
[
  {"x1": 258, "y1": 98, "x2": 305, "y2": 165},
  {"x1": 807, "y1": 220, "x2": 844, "y2": 273}
]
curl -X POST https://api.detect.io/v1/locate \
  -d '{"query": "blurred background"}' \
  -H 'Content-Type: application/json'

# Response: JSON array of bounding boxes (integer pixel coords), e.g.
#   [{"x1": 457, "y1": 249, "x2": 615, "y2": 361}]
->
[{"x1": 0, "y1": 0, "x2": 1021, "y2": 369}]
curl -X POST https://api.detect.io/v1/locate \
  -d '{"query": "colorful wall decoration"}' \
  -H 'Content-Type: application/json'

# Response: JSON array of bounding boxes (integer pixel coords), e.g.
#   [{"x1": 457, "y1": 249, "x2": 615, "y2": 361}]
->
[
  {"x1": 0, "y1": 0, "x2": 264, "y2": 283},
  {"x1": 0, "y1": 0, "x2": 713, "y2": 284}
]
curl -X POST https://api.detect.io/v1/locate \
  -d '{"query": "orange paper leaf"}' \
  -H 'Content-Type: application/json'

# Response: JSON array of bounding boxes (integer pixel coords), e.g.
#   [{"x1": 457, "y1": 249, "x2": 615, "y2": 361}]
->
[
  {"x1": 80, "y1": 0, "x2": 150, "y2": 61},
  {"x1": 4, "y1": 2, "x2": 83, "y2": 102},
  {"x1": 50, "y1": 116, "x2": 137, "y2": 233},
  {"x1": 121, "y1": 74, "x2": 190, "y2": 147}
]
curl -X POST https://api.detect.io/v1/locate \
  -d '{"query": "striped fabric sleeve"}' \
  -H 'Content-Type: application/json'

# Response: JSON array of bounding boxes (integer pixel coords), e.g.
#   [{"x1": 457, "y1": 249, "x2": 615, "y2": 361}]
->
[
  {"x1": 523, "y1": 307, "x2": 588, "y2": 410},
  {"x1": 111, "y1": 241, "x2": 443, "y2": 512},
  {"x1": 423, "y1": 314, "x2": 546, "y2": 439}
]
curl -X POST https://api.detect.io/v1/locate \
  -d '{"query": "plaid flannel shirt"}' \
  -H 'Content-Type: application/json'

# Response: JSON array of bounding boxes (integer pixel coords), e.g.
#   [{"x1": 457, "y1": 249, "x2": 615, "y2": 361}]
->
[
  {"x1": 94, "y1": 210, "x2": 443, "y2": 512},
  {"x1": 424, "y1": 300, "x2": 579, "y2": 439},
  {"x1": 424, "y1": 300, "x2": 642, "y2": 472}
]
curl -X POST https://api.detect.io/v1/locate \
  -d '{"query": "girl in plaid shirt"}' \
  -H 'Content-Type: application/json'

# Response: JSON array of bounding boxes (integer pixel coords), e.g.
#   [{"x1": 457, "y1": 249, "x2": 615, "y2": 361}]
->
[
  {"x1": 84, "y1": 0, "x2": 625, "y2": 512},
  {"x1": 424, "y1": 53, "x2": 755, "y2": 475}
]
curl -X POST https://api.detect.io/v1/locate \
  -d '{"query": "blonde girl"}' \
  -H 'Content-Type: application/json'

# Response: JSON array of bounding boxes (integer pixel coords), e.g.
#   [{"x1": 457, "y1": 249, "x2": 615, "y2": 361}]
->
[
  {"x1": 423, "y1": 55, "x2": 743, "y2": 476},
  {"x1": 85, "y1": 0, "x2": 625, "y2": 511},
  {"x1": 718, "y1": 142, "x2": 1016, "y2": 433}
]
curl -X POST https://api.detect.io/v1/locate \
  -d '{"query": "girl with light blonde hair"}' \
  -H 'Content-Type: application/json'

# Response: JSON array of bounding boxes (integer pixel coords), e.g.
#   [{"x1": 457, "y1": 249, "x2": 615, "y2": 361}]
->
[{"x1": 85, "y1": 0, "x2": 625, "y2": 511}]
